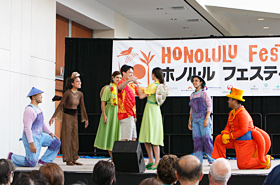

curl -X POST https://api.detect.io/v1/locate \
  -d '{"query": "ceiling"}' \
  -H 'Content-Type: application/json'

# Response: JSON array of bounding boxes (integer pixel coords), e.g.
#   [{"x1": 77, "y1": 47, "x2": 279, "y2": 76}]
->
[
  {"x1": 206, "y1": 6, "x2": 280, "y2": 36},
  {"x1": 95, "y1": 0, "x2": 223, "y2": 38},
  {"x1": 94, "y1": 0, "x2": 280, "y2": 38}
]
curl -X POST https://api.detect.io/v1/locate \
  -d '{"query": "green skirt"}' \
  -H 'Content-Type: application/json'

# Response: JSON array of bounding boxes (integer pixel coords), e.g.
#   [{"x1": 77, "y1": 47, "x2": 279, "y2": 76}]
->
[
  {"x1": 139, "y1": 102, "x2": 164, "y2": 146},
  {"x1": 94, "y1": 104, "x2": 121, "y2": 151}
]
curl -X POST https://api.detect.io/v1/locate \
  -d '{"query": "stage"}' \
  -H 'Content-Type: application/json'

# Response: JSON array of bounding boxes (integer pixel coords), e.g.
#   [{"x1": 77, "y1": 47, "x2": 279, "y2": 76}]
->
[{"x1": 12, "y1": 157, "x2": 278, "y2": 185}]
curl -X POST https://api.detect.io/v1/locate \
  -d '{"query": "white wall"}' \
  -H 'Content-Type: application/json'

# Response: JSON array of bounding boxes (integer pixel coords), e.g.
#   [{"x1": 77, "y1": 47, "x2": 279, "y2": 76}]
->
[
  {"x1": 0, "y1": 0, "x2": 56, "y2": 158},
  {"x1": 93, "y1": 30, "x2": 114, "y2": 38},
  {"x1": 114, "y1": 13, "x2": 129, "y2": 38}
]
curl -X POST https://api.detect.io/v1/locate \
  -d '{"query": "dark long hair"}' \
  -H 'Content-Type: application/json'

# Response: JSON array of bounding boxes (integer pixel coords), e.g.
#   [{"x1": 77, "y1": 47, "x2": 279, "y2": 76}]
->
[
  {"x1": 65, "y1": 77, "x2": 77, "y2": 90},
  {"x1": 152, "y1": 67, "x2": 164, "y2": 84},
  {"x1": 111, "y1": 71, "x2": 121, "y2": 83},
  {"x1": 91, "y1": 161, "x2": 116, "y2": 185}
]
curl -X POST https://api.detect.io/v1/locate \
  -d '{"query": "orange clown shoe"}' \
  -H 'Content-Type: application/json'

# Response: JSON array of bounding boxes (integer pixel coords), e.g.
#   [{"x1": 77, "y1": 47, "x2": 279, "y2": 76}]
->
[{"x1": 226, "y1": 87, "x2": 245, "y2": 102}]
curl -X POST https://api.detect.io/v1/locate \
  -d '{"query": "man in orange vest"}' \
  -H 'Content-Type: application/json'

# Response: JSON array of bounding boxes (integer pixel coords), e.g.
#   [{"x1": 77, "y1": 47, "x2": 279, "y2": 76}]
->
[{"x1": 212, "y1": 87, "x2": 271, "y2": 169}]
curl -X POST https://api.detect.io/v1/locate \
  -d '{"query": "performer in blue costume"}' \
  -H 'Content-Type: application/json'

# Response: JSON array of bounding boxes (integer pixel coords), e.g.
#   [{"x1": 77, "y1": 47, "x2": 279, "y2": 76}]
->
[
  {"x1": 8, "y1": 87, "x2": 61, "y2": 167},
  {"x1": 188, "y1": 75, "x2": 214, "y2": 165}
]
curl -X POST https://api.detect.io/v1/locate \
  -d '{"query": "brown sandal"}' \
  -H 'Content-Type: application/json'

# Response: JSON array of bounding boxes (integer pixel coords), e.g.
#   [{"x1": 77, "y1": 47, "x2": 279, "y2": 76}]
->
[
  {"x1": 66, "y1": 162, "x2": 74, "y2": 166},
  {"x1": 73, "y1": 160, "x2": 83, "y2": 165}
]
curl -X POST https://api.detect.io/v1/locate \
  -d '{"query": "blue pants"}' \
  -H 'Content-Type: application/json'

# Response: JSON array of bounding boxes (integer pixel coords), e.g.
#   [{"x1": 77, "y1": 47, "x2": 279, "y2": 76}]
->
[
  {"x1": 192, "y1": 118, "x2": 214, "y2": 163},
  {"x1": 12, "y1": 133, "x2": 61, "y2": 167}
]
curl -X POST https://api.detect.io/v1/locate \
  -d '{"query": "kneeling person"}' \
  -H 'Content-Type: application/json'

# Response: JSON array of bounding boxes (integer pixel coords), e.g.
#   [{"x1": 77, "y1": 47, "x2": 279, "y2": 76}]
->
[
  {"x1": 212, "y1": 88, "x2": 271, "y2": 169},
  {"x1": 8, "y1": 87, "x2": 61, "y2": 167}
]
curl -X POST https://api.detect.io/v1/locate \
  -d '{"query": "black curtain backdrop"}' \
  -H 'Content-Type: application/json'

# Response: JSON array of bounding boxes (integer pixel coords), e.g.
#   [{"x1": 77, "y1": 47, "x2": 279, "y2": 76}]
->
[{"x1": 64, "y1": 37, "x2": 280, "y2": 157}]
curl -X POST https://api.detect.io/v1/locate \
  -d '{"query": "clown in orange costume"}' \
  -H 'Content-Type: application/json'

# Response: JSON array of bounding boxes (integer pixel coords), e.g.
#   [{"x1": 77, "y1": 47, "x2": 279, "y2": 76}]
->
[{"x1": 212, "y1": 87, "x2": 271, "y2": 169}]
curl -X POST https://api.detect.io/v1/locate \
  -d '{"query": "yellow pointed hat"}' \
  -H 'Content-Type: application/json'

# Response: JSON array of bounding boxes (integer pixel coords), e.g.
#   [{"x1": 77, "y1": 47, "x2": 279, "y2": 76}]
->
[{"x1": 226, "y1": 87, "x2": 245, "y2": 102}]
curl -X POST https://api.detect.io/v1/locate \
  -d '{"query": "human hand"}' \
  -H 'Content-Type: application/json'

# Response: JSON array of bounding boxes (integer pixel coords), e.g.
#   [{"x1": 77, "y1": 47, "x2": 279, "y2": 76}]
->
[
  {"x1": 132, "y1": 76, "x2": 138, "y2": 84},
  {"x1": 134, "y1": 118, "x2": 137, "y2": 123},
  {"x1": 128, "y1": 76, "x2": 135, "y2": 82},
  {"x1": 49, "y1": 133, "x2": 59, "y2": 139},
  {"x1": 188, "y1": 122, "x2": 192, "y2": 130},
  {"x1": 30, "y1": 143, "x2": 37, "y2": 153},
  {"x1": 204, "y1": 118, "x2": 209, "y2": 127},
  {"x1": 103, "y1": 115, "x2": 108, "y2": 124},
  {"x1": 85, "y1": 120, "x2": 89, "y2": 128},
  {"x1": 49, "y1": 118, "x2": 55, "y2": 126},
  {"x1": 128, "y1": 76, "x2": 138, "y2": 84}
]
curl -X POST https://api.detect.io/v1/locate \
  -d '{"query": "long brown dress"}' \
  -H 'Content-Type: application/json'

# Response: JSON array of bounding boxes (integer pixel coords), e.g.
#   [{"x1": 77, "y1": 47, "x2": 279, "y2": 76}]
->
[{"x1": 51, "y1": 89, "x2": 88, "y2": 162}]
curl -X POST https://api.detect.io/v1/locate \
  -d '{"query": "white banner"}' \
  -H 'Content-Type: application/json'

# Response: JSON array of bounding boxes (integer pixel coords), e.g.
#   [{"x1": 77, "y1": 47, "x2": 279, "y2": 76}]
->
[{"x1": 112, "y1": 38, "x2": 280, "y2": 96}]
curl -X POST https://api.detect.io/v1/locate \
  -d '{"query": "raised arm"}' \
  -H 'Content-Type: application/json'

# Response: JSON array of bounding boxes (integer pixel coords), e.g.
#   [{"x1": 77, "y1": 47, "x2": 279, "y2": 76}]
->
[
  {"x1": 118, "y1": 76, "x2": 135, "y2": 90},
  {"x1": 137, "y1": 83, "x2": 147, "y2": 99},
  {"x1": 138, "y1": 82, "x2": 158, "y2": 99}
]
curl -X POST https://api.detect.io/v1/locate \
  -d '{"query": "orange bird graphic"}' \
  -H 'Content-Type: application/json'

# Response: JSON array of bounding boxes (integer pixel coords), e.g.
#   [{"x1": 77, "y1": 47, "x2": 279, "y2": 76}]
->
[{"x1": 117, "y1": 47, "x2": 133, "y2": 57}]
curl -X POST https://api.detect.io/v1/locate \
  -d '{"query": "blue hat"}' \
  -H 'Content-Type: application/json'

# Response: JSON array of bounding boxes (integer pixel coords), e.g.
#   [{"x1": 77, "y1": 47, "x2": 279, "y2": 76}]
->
[{"x1": 27, "y1": 87, "x2": 44, "y2": 97}]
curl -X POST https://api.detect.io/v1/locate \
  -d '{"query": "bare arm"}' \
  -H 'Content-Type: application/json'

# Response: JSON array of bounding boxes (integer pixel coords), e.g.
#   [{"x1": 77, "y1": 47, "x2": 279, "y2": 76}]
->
[
  {"x1": 101, "y1": 101, "x2": 107, "y2": 123},
  {"x1": 188, "y1": 114, "x2": 192, "y2": 130},
  {"x1": 137, "y1": 83, "x2": 147, "y2": 99},
  {"x1": 204, "y1": 111, "x2": 211, "y2": 127},
  {"x1": 118, "y1": 77, "x2": 134, "y2": 90}
]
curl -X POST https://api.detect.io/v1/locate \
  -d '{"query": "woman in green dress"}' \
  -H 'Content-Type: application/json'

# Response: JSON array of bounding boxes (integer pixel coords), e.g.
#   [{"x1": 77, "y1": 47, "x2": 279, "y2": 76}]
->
[
  {"x1": 94, "y1": 71, "x2": 122, "y2": 160},
  {"x1": 139, "y1": 67, "x2": 165, "y2": 170}
]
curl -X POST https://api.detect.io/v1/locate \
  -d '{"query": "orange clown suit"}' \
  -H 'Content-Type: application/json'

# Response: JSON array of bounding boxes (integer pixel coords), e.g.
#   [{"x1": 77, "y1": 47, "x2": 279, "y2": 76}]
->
[{"x1": 212, "y1": 106, "x2": 271, "y2": 169}]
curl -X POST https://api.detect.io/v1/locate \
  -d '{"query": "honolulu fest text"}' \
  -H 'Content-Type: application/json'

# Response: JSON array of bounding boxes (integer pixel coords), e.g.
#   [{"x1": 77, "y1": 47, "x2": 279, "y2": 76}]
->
[{"x1": 160, "y1": 44, "x2": 280, "y2": 82}]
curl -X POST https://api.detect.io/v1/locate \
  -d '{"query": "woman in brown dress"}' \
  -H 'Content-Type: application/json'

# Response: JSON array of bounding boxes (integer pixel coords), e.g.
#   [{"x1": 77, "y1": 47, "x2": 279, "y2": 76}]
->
[{"x1": 49, "y1": 72, "x2": 89, "y2": 165}]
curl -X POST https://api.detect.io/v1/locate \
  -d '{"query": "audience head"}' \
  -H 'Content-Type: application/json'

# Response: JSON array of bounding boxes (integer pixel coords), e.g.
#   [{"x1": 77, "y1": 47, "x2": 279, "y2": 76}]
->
[
  {"x1": 29, "y1": 170, "x2": 47, "y2": 182},
  {"x1": 157, "y1": 154, "x2": 178, "y2": 184},
  {"x1": 39, "y1": 163, "x2": 64, "y2": 185},
  {"x1": 209, "y1": 158, "x2": 231, "y2": 185},
  {"x1": 175, "y1": 155, "x2": 203, "y2": 183},
  {"x1": 14, "y1": 172, "x2": 48, "y2": 185},
  {"x1": 91, "y1": 160, "x2": 116, "y2": 185},
  {"x1": 0, "y1": 159, "x2": 15, "y2": 185},
  {"x1": 139, "y1": 177, "x2": 162, "y2": 185}
]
